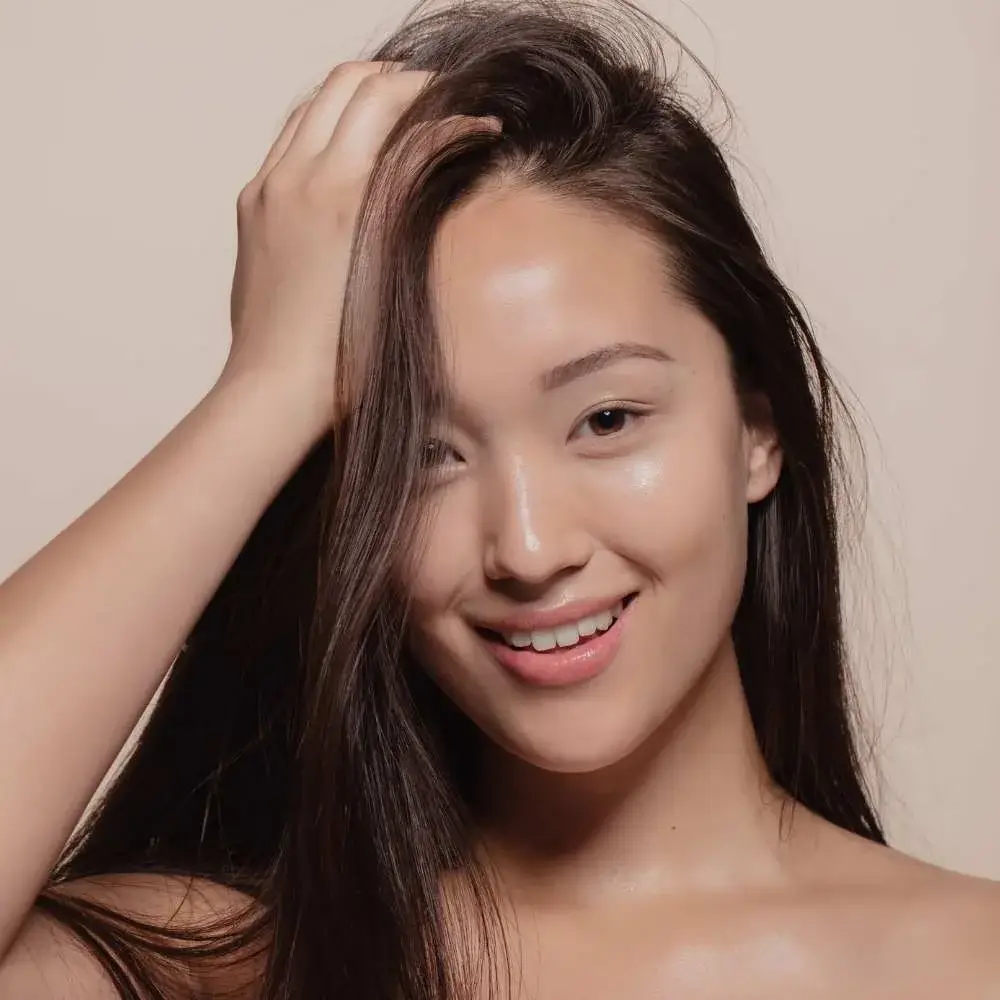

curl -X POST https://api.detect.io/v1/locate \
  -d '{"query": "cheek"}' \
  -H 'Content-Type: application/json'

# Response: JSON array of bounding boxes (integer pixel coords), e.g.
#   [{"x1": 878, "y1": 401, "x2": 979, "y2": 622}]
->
[
  {"x1": 589, "y1": 412, "x2": 749, "y2": 608},
  {"x1": 405, "y1": 584, "x2": 505, "y2": 750},
  {"x1": 403, "y1": 490, "x2": 479, "y2": 613},
  {"x1": 402, "y1": 491, "x2": 485, "y2": 700}
]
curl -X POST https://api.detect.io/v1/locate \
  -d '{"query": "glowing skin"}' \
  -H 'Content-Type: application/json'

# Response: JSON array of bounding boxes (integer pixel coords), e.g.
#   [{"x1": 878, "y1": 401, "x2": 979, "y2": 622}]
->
[
  {"x1": 404, "y1": 185, "x2": 1000, "y2": 996},
  {"x1": 408, "y1": 180, "x2": 781, "y2": 798}
]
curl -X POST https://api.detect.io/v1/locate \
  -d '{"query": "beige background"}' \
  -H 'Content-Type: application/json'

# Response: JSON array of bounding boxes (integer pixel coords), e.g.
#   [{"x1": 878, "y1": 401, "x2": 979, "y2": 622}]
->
[{"x1": 0, "y1": 1, "x2": 996, "y2": 876}]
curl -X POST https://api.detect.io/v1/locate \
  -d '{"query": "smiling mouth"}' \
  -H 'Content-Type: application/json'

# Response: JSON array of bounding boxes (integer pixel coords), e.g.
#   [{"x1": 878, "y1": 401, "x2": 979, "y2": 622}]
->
[{"x1": 475, "y1": 592, "x2": 638, "y2": 653}]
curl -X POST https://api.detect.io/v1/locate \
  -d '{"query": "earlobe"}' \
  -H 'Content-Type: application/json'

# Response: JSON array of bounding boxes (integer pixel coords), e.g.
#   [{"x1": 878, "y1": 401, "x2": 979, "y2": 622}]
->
[
  {"x1": 741, "y1": 392, "x2": 782, "y2": 503},
  {"x1": 746, "y1": 427, "x2": 782, "y2": 503}
]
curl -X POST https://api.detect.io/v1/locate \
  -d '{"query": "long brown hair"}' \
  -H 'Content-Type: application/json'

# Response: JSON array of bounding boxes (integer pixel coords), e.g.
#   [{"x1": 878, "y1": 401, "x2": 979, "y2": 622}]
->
[{"x1": 37, "y1": 2, "x2": 883, "y2": 997}]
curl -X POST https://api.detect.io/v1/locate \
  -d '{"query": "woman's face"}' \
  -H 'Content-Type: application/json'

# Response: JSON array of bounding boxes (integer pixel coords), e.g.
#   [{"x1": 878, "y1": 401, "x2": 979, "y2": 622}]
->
[{"x1": 404, "y1": 183, "x2": 781, "y2": 773}]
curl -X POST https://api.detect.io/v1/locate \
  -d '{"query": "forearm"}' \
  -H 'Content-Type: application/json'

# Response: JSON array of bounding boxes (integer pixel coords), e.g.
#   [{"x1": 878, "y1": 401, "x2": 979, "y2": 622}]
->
[{"x1": 0, "y1": 366, "x2": 327, "y2": 957}]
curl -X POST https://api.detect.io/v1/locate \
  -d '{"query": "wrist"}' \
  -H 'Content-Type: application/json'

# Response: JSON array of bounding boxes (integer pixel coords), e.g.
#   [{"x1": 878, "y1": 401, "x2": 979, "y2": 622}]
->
[{"x1": 211, "y1": 360, "x2": 335, "y2": 454}]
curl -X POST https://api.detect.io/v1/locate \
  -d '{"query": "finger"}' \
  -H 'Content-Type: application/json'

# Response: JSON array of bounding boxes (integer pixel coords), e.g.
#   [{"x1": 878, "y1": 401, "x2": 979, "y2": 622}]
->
[
  {"x1": 280, "y1": 62, "x2": 429, "y2": 170},
  {"x1": 249, "y1": 62, "x2": 406, "y2": 187},
  {"x1": 249, "y1": 99, "x2": 312, "y2": 187},
  {"x1": 321, "y1": 87, "x2": 495, "y2": 183}
]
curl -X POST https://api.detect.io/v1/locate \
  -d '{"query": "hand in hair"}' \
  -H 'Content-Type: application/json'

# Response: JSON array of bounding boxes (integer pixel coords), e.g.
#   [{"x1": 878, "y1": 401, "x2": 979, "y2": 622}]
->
[{"x1": 224, "y1": 61, "x2": 500, "y2": 435}]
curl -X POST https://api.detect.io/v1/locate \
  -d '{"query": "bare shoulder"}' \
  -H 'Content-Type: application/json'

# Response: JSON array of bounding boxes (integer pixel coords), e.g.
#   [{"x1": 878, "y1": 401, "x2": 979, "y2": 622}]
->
[
  {"x1": 889, "y1": 858, "x2": 1000, "y2": 995},
  {"x1": 889, "y1": 855, "x2": 1000, "y2": 944},
  {"x1": 787, "y1": 816, "x2": 1000, "y2": 994},
  {"x1": 0, "y1": 873, "x2": 267, "y2": 1000},
  {"x1": 834, "y1": 836, "x2": 1000, "y2": 993}
]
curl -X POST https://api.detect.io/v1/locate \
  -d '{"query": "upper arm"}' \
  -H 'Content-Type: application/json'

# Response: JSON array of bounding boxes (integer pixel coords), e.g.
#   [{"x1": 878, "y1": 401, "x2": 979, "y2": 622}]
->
[{"x1": 0, "y1": 874, "x2": 267, "y2": 1000}]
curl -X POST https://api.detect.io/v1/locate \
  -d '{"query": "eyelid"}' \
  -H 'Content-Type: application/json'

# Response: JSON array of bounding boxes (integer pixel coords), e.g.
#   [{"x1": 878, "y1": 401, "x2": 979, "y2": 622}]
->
[
  {"x1": 420, "y1": 437, "x2": 465, "y2": 471},
  {"x1": 572, "y1": 401, "x2": 651, "y2": 439}
]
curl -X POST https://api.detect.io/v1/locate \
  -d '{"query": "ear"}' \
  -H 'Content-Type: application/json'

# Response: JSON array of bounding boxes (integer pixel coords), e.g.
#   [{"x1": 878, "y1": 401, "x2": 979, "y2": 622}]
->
[{"x1": 742, "y1": 392, "x2": 782, "y2": 504}]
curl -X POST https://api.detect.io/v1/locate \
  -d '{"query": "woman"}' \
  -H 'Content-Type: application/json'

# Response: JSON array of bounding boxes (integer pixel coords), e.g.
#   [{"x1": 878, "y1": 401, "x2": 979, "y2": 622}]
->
[{"x1": 0, "y1": 0, "x2": 997, "y2": 997}]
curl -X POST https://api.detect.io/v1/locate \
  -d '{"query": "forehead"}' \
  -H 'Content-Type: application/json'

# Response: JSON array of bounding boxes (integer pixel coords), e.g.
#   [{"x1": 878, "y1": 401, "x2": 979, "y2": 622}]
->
[{"x1": 427, "y1": 185, "x2": 708, "y2": 389}]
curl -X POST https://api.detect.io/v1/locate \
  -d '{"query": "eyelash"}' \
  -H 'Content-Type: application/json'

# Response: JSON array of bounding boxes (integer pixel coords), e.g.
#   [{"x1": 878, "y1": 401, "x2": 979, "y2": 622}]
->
[
  {"x1": 420, "y1": 439, "x2": 461, "y2": 470},
  {"x1": 574, "y1": 403, "x2": 647, "y2": 441},
  {"x1": 420, "y1": 404, "x2": 648, "y2": 472}
]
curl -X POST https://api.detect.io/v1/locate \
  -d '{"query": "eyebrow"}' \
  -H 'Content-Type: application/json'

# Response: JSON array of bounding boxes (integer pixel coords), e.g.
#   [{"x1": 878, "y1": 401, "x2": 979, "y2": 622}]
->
[{"x1": 537, "y1": 341, "x2": 676, "y2": 392}]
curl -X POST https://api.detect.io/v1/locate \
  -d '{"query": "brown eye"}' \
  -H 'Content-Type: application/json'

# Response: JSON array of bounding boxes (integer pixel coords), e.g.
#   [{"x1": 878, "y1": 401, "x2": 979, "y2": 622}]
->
[
  {"x1": 420, "y1": 439, "x2": 457, "y2": 468},
  {"x1": 586, "y1": 408, "x2": 629, "y2": 436}
]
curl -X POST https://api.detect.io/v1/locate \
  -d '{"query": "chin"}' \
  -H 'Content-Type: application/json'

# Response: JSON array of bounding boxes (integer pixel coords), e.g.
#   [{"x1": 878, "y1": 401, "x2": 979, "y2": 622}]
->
[{"x1": 485, "y1": 701, "x2": 655, "y2": 775}]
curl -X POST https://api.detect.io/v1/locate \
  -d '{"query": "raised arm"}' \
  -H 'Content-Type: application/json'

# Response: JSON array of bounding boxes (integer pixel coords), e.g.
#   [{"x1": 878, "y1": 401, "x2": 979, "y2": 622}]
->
[{"x1": 0, "y1": 62, "x2": 491, "y2": 969}]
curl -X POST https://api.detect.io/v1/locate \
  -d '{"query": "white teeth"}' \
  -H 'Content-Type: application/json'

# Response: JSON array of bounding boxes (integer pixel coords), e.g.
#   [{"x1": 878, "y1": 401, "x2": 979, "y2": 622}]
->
[
  {"x1": 500, "y1": 599, "x2": 627, "y2": 652},
  {"x1": 553, "y1": 624, "x2": 579, "y2": 648},
  {"x1": 531, "y1": 630, "x2": 558, "y2": 652}
]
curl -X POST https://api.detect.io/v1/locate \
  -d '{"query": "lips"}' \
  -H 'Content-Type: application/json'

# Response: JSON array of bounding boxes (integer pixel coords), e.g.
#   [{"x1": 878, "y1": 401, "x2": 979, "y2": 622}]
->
[
  {"x1": 475, "y1": 593, "x2": 637, "y2": 687},
  {"x1": 474, "y1": 592, "x2": 637, "y2": 634}
]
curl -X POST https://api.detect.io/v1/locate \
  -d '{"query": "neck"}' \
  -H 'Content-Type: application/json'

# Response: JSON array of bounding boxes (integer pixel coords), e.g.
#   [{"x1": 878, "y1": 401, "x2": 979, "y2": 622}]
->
[{"x1": 471, "y1": 639, "x2": 802, "y2": 909}]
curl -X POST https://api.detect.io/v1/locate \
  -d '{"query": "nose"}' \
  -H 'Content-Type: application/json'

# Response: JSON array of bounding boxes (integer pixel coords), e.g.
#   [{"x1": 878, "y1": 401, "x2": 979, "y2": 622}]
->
[{"x1": 481, "y1": 453, "x2": 593, "y2": 586}]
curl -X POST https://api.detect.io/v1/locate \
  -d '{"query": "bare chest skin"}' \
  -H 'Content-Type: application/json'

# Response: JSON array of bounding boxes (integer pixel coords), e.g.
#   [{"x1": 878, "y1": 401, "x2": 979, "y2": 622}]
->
[{"x1": 470, "y1": 885, "x2": 1000, "y2": 1000}]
